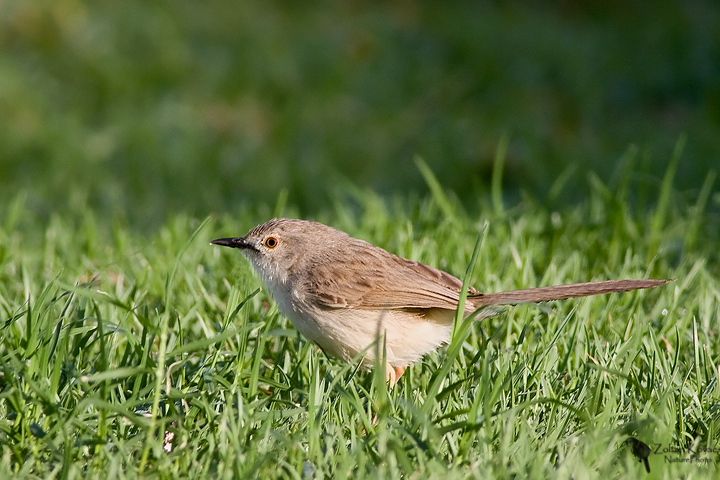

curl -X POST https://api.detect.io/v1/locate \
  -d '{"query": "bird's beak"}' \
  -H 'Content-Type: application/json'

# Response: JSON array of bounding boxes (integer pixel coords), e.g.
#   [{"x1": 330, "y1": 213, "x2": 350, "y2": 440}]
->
[{"x1": 210, "y1": 237, "x2": 258, "y2": 251}]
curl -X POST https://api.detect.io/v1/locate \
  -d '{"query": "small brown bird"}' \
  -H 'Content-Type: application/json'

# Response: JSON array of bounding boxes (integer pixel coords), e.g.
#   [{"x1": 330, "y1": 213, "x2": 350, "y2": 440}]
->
[{"x1": 212, "y1": 218, "x2": 669, "y2": 385}]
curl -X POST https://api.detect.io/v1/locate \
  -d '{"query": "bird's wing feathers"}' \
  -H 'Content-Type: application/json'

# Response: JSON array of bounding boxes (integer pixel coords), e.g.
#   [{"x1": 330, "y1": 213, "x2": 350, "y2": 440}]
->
[{"x1": 302, "y1": 244, "x2": 480, "y2": 312}]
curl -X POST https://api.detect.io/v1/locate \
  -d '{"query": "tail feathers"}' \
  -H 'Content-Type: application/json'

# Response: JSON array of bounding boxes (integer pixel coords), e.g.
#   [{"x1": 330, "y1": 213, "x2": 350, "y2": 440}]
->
[{"x1": 469, "y1": 279, "x2": 671, "y2": 308}]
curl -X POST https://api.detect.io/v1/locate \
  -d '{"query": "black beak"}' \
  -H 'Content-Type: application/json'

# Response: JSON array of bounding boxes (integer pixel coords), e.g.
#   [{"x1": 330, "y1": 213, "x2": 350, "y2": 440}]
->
[{"x1": 210, "y1": 237, "x2": 257, "y2": 251}]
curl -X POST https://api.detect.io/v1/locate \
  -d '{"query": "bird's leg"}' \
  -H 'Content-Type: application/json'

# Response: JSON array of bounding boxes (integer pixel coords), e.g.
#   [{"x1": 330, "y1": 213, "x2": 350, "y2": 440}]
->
[{"x1": 385, "y1": 364, "x2": 406, "y2": 387}]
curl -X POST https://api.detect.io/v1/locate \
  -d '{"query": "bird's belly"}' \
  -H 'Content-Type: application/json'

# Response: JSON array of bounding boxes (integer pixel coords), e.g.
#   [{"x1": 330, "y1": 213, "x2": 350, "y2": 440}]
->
[{"x1": 280, "y1": 304, "x2": 454, "y2": 368}]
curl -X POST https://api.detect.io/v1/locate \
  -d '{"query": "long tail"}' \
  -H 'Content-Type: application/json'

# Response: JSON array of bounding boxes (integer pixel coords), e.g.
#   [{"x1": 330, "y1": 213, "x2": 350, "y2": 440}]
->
[{"x1": 470, "y1": 279, "x2": 671, "y2": 307}]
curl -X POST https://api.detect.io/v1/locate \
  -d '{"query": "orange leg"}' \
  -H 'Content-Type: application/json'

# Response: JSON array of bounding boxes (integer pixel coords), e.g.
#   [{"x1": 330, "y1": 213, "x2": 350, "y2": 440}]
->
[{"x1": 385, "y1": 364, "x2": 406, "y2": 387}]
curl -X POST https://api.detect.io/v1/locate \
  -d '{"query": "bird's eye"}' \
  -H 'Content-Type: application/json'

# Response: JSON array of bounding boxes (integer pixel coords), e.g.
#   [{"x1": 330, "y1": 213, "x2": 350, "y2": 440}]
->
[{"x1": 263, "y1": 236, "x2": 279, "y2": 249}]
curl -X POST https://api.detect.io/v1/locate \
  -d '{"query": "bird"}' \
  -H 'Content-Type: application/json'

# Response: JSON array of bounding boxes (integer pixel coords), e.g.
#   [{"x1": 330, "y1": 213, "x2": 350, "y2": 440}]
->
[{"x1": 211, "y1": 218, "x2": 669, "y2": 385}]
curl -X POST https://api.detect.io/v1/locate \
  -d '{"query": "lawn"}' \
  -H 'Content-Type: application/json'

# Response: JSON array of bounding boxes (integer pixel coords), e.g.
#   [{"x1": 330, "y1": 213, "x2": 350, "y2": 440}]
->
[
  {"x1": 1, "y1": 1, "x2": 719, "y2": 478},
  {"x1": 1, "y1": 1, "x2": 719, "y2": 221},
  {"x1": 1, "y1": 159, "x2": 719, "y2": 478}
]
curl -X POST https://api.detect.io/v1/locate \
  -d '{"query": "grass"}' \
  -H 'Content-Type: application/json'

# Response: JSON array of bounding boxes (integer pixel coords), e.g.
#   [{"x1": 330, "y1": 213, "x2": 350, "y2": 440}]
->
[
  {"x1": 2, "y1": 2, "x2": 718, "y2": 477},
  {"x1": 1, "y1": 1, "x2": 719, "y2": 221},
  {"x1": 1, "y1": 162, "x2": 719, "y2": 479}
]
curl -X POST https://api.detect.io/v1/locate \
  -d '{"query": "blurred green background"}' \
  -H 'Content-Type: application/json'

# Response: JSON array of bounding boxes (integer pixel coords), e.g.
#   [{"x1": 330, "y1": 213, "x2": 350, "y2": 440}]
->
[{"x1": 1, "y1": 0, "x2": 718, "y2": 224}]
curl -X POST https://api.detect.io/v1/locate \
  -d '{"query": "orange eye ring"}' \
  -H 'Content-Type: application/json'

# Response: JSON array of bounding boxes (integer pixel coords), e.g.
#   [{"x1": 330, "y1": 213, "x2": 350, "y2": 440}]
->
[{"x1": 263, "y1": 236, "x2": 279, "y2": 249}]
